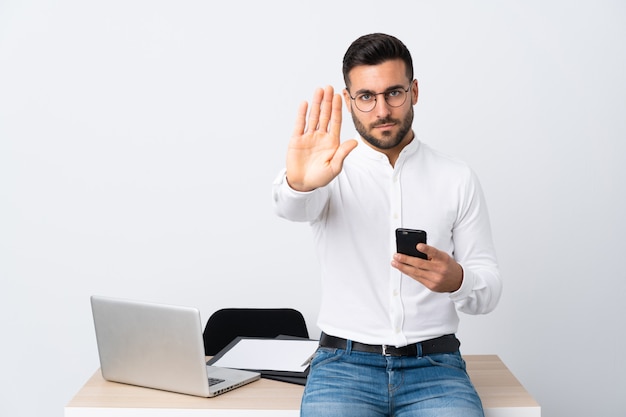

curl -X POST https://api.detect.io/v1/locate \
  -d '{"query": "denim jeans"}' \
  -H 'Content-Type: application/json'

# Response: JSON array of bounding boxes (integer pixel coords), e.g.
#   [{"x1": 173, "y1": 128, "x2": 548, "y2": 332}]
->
[{"x1": 301, "y1": 341, "x2": 484, "y2": 417}]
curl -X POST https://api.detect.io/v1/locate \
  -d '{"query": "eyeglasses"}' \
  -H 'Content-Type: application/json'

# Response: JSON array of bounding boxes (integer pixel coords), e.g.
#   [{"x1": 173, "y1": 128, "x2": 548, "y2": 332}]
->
[{"x1": 347, "y1": 83, "x2": 412, "y2": 112}]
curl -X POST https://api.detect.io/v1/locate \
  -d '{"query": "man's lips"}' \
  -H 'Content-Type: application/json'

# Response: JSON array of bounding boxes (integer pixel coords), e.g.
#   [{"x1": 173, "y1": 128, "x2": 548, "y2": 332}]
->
[{"x1": 372, "y1": 118, "x2": 396, "y2": 128}]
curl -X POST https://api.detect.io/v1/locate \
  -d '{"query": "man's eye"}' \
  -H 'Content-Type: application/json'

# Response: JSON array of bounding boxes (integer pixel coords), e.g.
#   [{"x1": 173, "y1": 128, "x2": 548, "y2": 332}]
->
[
  {"x1": 387, "y1": 89, "x2": 401, "y2": 97},
  {"x1": 358, "y1": 94, "x2": 373, "y2": 102}
]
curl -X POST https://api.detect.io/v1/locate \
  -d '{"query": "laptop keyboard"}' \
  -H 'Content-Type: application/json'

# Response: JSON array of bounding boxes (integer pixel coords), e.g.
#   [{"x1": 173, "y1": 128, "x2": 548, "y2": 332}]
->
[{"x1": 208, "y1": 377, "x2": 225, "y2": 387}]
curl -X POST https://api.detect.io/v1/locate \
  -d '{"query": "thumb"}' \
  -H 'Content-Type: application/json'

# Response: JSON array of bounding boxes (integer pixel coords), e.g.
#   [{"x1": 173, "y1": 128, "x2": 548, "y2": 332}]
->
[{"x1": 330, "y1": 139, "x2": 358, "y2": 172}]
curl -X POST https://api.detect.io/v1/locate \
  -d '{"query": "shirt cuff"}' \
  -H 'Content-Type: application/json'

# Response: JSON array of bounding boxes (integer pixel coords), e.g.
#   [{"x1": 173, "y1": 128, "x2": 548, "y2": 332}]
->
[
  {"x1": 273, "y1": 170, "x2": 316, "y2": 195},
  {"x1": 449, "y1": 264, "x2": 474, "y2": 300}
]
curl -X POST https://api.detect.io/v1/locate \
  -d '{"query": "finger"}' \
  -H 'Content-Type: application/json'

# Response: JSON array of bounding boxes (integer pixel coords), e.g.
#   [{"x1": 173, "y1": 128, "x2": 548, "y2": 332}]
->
[
  {"x1": 393, "y1": 252, "x2": 430, "y2": 272},
  {"x1": 317, "y1": 86, "x2": 335, "y2": 132},
  {"x1": 292, "y1": 101, "x2": 309, "y2": 137},
  {"x1": 328, "y1": 93, "x2": 343, "y2": 138},
  {"x1": 391, "y1": 257, "x2": 428, "y2": 282},
  {"x1": 392, "y1": 257, "x2": 437, "y2": 285},
  {"x1": 417, "y1": 243, "x2": 436, "y2": 261},
  {"x1": 306, "y1": 87, "x2": 324, "y2": 133}
]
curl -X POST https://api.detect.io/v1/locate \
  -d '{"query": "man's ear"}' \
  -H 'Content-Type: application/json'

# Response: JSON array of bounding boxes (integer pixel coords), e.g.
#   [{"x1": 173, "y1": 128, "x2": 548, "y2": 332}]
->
[
  {"x1": 342, "y1": 88, "x2": 353, "y2": 114},
  {"x1": 412, "y1": 79, "x2": 419, "y2": 105}
]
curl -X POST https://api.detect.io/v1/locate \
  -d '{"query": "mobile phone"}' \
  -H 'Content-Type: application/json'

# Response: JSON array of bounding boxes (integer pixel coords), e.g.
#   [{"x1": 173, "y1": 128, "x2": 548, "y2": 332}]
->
[{"x1": 395, "y1": 228, "x2": 428, "y2": 259}]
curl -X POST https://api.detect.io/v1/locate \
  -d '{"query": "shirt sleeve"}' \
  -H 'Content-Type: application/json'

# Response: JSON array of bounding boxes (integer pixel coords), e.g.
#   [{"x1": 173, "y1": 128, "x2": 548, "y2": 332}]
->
[
  {"x1": 448, "y1": 169, "x2": 502, "y2": 315},
  {"x1": 272, "y1": 169, "x2": 330, "y2": 223}
]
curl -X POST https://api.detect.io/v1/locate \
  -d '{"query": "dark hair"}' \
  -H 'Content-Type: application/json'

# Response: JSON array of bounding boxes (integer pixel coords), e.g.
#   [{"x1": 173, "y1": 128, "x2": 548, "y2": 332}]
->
[{"x1": 342, "y1": 33, "x2": 414, "y2": 88}]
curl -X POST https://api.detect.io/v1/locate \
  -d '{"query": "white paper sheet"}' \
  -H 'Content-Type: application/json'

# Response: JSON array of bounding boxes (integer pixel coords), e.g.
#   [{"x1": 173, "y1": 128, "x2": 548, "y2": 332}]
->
[{"x1": 211, "y1": 339, "x2": 319, "y2": 373}]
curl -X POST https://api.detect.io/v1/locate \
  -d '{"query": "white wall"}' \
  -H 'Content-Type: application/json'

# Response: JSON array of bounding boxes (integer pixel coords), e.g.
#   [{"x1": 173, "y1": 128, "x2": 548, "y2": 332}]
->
[{"x1": 1, "y1": 1, "x2": 624, "y2": 416}]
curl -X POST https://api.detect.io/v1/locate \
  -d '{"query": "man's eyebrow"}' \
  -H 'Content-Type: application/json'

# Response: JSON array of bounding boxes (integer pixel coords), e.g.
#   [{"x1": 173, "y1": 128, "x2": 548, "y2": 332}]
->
[{"x1": 353, "y1": 84, "x2": 406, "y2": 95}]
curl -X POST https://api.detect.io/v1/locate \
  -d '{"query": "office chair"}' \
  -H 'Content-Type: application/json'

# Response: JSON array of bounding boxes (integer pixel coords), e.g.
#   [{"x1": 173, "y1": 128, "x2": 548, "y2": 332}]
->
[{"x1": 203, "y1": 308, "x2": 310, "y2": 356}]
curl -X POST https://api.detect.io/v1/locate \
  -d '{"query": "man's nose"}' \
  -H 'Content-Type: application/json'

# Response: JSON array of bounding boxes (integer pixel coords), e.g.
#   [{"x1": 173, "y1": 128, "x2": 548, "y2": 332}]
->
[{"x1": 373, "y1": 95, "x2": 392, "y2": 117}]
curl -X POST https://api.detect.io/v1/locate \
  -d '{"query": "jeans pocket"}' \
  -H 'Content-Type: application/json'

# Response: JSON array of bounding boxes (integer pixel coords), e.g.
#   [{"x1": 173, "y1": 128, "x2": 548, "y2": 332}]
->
[
  {"x1": 424, "y1": 352, "x2": 467, "y2": 371},
  {"x1": 310, "y1": 347, "x2": 344, "y2": 369}
]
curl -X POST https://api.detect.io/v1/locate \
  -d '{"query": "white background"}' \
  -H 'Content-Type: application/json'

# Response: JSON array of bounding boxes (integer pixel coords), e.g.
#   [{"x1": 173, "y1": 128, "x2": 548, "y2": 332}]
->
[{"x1": 1, "y1": 1, "x2": 625, "y2": 416}]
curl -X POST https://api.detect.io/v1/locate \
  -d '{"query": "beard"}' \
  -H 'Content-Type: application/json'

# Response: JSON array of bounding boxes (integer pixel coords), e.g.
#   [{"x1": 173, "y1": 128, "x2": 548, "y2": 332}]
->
[{"x1": 351, "y1": 106, "x2": 414, "y2": 151}]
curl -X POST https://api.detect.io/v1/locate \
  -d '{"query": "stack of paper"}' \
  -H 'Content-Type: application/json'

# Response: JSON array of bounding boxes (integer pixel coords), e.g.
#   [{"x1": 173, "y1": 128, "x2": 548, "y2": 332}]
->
[{"x1": 207, "y1": 337, "x2": 319, "y2": 385}]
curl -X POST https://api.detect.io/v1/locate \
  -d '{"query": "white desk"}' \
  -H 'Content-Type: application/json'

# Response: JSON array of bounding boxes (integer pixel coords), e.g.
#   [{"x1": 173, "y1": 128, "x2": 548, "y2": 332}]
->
[{"x1": 65, "y1": 355, "x2": 540, "y2": 417}]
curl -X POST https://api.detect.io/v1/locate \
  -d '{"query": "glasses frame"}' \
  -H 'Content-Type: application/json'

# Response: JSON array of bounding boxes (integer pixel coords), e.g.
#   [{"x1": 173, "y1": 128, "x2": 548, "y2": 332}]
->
[{"x1": 347, "y1": 82, "x2": 413, "y2": 113}]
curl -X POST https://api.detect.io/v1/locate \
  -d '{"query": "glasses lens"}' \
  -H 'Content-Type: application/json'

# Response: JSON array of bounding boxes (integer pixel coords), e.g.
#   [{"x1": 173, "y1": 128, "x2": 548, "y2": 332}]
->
[
  {"x1": 386, "y1": 89, "x2": 407, "y2": 107},
  {"x1": 355, "y1": 94, "x2": 376, "y2": 112}
]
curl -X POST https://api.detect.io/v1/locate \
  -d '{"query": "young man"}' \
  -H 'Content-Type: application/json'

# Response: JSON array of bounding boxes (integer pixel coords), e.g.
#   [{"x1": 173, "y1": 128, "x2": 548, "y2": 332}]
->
[{"x1": 273, "y1": 33, "x2": 502, "y2": 417}]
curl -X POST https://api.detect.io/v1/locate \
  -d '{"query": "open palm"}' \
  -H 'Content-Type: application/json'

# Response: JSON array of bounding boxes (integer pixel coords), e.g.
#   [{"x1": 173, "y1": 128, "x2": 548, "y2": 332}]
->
[{"x1": 286, "y1": 86, "x2": 358, "y2": 192}]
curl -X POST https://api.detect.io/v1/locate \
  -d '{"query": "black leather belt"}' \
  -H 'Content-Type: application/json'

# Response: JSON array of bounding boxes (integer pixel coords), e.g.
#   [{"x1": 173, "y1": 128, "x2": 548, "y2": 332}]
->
[{"x1": 319, "y1": 333, "x2": 460, "y2": 357}]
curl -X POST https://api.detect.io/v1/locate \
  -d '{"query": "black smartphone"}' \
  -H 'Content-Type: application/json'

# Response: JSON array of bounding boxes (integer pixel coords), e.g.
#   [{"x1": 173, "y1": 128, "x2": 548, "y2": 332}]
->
[{"x1": 395, "y1": 228, "x2": 428, "y2": 259}]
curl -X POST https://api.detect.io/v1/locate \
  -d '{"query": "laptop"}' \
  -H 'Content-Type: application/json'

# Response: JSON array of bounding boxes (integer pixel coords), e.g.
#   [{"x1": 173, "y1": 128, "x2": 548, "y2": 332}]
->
[{"x1": 90, "y1": 295, "x2": 260, "y2": 397}]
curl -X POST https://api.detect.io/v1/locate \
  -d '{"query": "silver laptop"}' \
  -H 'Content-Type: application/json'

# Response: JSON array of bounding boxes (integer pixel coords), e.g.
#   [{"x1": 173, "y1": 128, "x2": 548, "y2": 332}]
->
[{"x1": 90, "y1": 295, "x2": 260, "y2": 397}]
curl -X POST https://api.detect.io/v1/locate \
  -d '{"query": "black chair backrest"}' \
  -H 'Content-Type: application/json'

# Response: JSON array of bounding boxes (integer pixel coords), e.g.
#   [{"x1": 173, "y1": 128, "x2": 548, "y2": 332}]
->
[{"x1": 203, "y1": 308, "x2": 309, "y2": 356}]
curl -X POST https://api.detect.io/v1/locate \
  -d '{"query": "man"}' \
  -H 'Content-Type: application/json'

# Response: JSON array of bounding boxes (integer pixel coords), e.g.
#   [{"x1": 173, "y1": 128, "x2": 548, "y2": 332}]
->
[{"x1": 272, "y1": 33, "x2": 502, "y2": 417}]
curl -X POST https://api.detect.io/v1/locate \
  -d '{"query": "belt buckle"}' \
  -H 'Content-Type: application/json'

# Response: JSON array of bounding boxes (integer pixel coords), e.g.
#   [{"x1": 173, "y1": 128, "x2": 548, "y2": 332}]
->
[{"x1": 382, "y1": 345, "x2": 390, "y2": 356}]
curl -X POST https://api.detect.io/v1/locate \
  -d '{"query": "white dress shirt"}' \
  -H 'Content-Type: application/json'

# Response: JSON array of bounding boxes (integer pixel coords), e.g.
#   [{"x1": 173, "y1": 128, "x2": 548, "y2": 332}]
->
[{"x1": 272, "y1": 137, "x2": 502, "y2": 347}]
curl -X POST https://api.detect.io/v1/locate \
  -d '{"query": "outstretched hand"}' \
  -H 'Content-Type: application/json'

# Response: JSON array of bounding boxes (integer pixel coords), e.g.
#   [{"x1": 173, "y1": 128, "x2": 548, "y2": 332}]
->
[{"x1": 286, "y1": 86, "x2": 358, "y2": 192}]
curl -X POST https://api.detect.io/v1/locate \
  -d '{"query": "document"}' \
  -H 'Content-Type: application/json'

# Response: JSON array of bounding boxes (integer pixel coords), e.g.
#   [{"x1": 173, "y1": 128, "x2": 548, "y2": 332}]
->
[{"x1": 208, "y1": 337, "x2": 319, "y2": 373}]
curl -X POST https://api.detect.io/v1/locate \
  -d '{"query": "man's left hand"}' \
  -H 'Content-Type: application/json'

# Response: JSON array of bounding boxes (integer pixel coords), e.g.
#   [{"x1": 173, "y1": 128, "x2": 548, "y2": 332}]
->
[{"x1": 391, "y1": 244, "x2": 463, "y2": 293}]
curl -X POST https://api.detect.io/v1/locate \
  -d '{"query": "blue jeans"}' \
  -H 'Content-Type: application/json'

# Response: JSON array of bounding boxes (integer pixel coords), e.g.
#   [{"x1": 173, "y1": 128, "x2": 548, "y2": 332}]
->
[{"x1": 301, "y1": 342, "x2": 484, "y2": 417}]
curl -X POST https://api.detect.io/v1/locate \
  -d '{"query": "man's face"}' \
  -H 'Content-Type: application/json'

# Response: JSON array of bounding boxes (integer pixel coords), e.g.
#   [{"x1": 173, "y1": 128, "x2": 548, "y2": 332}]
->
[{"x1": 343, "y1": 59, "x2": 418, "y2": 153}]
